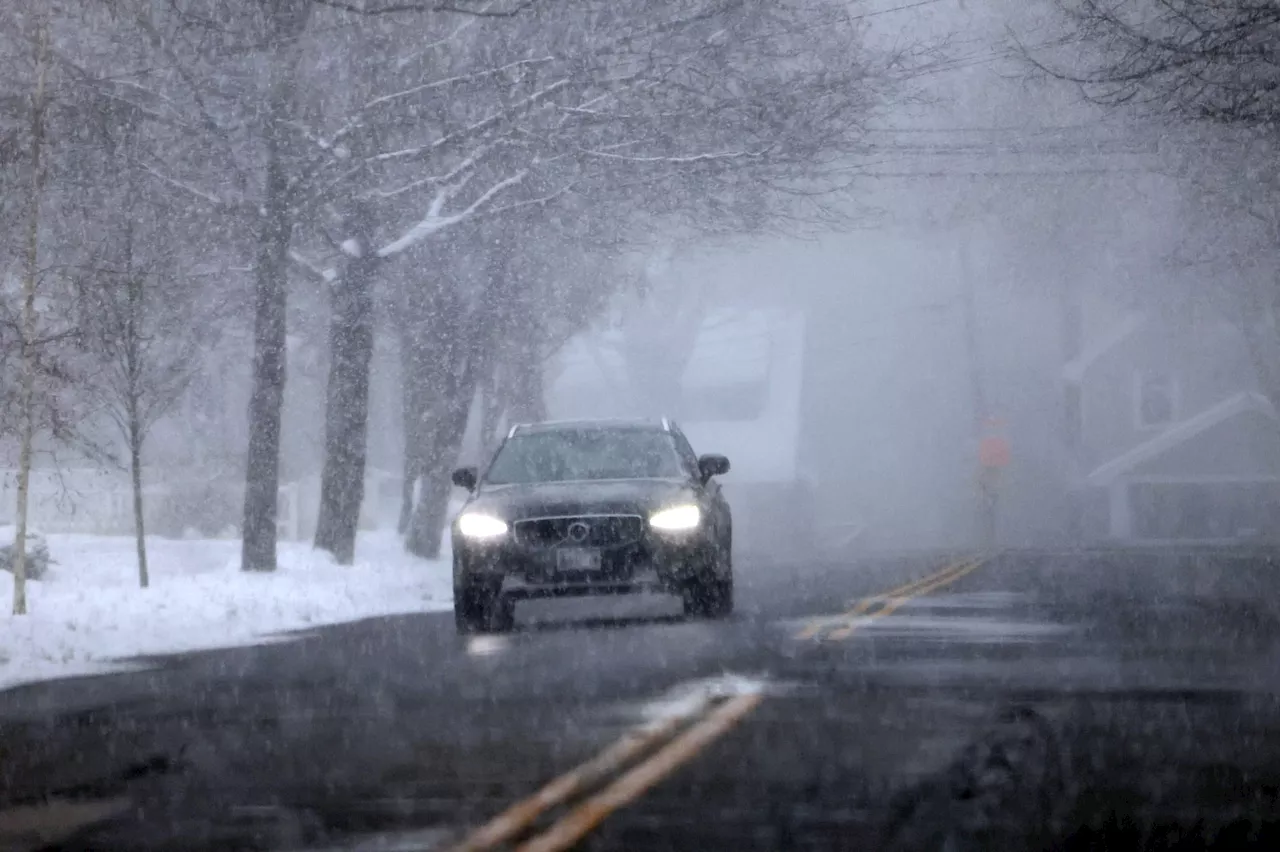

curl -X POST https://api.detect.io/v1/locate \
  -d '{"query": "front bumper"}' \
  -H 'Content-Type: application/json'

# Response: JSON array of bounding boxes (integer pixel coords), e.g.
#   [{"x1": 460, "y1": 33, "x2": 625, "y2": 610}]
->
[{"x1": 453, "y1": 529, "x2": 717, "y2": 599}]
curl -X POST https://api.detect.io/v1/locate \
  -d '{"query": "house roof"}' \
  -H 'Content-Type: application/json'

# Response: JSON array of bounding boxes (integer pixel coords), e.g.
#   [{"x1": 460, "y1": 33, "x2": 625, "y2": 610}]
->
[
  {"x1": 1063, "y1": 311, "x2": 1145, "y2": 384},
  {"x1": 1086, "y1": 391, "x2": 1277, "y2": 486}
]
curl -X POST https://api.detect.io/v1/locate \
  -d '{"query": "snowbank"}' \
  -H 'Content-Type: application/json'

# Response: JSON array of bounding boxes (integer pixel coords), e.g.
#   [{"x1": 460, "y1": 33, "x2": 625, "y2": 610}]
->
[{"x1": 0, "y1": 530, "x2": 453, "y2": 691}]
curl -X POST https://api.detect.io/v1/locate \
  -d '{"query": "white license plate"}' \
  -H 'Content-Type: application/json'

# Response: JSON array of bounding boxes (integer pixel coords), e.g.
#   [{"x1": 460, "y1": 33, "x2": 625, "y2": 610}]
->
[{"x1": 557, "y1": 549, "x2": 602, "y2": 572}]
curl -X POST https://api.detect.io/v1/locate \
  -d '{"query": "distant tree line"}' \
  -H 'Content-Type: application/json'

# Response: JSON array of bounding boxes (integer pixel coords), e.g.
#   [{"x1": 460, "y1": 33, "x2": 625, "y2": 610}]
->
[
  {"x1": 1032, "y1": 0, "x2": 1280, "y2": 405},
  {"x1": 0, "y1": 0, "x2": 920, "y2": 613}
]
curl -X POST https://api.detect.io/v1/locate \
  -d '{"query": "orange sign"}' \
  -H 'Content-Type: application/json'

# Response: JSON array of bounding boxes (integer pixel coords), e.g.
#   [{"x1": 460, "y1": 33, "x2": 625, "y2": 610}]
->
[{"x1": 979, "y1": 434, "x2": 1010, "y2": 468}]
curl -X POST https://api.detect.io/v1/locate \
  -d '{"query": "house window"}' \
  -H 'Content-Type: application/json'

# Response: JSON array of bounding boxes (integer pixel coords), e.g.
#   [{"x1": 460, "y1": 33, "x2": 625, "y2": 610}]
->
[{"x1": 1135, "y1": 371, "x2": 1177, "y2": 429}]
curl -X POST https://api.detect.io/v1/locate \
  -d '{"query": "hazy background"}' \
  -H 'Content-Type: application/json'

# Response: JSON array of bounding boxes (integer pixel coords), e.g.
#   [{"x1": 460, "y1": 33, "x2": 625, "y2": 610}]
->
[{"x1": 1, "y1": 0, "x2": 1265, "y2": 565}]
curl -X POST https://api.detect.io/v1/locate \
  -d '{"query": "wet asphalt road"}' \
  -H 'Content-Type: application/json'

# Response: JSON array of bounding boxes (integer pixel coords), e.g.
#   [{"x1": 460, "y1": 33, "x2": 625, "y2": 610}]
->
[{"x1": 6, "y1": 548, "x2": 1280, "y2": 850}]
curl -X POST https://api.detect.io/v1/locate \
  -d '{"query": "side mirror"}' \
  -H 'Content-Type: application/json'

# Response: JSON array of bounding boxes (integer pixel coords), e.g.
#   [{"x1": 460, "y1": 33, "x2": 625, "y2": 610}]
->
[
  {"x1": 697, "y1": 454, "x2": 730, "y2": 482},
  {"x1": 450, "y1": 466, "x2": 478, "y2": 491}
]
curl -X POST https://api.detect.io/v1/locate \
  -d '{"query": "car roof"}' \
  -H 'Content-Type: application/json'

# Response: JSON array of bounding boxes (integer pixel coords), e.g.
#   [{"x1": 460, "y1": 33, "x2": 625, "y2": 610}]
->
[{"x1": 507, "y1": 417, "x2": 675, "y2": 438}]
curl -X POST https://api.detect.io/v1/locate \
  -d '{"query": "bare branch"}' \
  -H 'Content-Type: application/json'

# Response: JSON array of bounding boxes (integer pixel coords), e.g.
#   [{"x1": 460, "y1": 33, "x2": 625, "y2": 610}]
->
[
  {"x1": 312, "y1": 0, "x2": 539, "y2": 17},
  {"x1": 136, "y1": 162, "x2": 243, "y2": 212},
  {"x1": 377, "y1": 169, "x2": 528, "y2": 256},
  {"x1": 288, "y1": 250, "x2": 339, "y2": 283}
]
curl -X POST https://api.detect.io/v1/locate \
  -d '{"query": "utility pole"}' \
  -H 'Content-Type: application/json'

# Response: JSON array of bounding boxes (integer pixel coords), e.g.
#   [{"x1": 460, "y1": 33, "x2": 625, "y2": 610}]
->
[
  {"x1": 1061, "y1": 255, "x2": 1085, "y2": 546},
  {"x1": 957, "y1": 233, "x2": 997, "y2": 550}
]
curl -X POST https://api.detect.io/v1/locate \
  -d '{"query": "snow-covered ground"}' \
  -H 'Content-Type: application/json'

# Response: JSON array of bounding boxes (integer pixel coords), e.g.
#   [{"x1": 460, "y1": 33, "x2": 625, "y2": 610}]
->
[{"x1": 0, "y1": 530, "x2": 453, "y2": 691}]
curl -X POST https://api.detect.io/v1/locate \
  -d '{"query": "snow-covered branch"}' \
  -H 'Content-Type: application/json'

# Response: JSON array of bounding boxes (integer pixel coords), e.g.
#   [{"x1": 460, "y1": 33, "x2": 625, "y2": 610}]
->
[
  {"x1": 288, "y1": 250, "x2": 338, "y2": 283},
  {"x1": 363, "y1": 57, "x2": 553, "y2": 113},
  {"x1": 481, "y1": 181, "x2": 576, "y2": 217},
  {"x1": 377, "y1": 170, "x2": 528, "y2": 257},
  {"x1": 138, "y1": 163, "x2": 238, "y2": 210},
  {"x1": 313, "y1": 0, "x2": 540, "y2": 17},
  {"x1": 579, "y1": 148, "x2": 766, "y2": 165},
  {"x1": 368, "y1": 79, "x2": 570, "y2": 165},
  {"x1": 367, "y1": 140, "x2": 502, "y2": 200},
  {"x1": 322, "y1": 58, "x2": 554, "y2": 152}
]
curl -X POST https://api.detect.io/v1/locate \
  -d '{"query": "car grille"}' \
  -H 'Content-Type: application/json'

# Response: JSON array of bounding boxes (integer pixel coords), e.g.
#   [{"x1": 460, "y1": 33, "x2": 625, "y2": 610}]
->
[{"x1": 514, "y1": 515, "x2": 644, "y2": 549}]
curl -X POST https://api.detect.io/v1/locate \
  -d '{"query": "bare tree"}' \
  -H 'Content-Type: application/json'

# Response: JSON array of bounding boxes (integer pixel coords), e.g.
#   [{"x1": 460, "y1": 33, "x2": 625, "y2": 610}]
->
[
  {"x1": 1157, "y1": 127, "x2": 1280, "y2": 403},
  {"x1": 313, "y1": 0, "x2": 909, "y2": 560},
  {"x1": 1033, "y1": 0, "x2": 1280, "y2": 402},
  {"x1": 9, "y1": 13, "x2": 51, "y2": 616},
  {"x1": 239, "y1": 1, "x2": 315, "y2": 572},
  {"x1": 106, "y1": 0, "x2": 316, "y2": 572},
  {"x1": 38, "y1": 0, "x2": 911, "y2": 569},
  {"x1": 616, "y1": 246, "x2": 710, "y2": 418},
  {"x1": 75, "y1": 129, "x2": 211, "y2": 587},
  {"x1": 1036, "y1": 0, "x2": 1280, "y2": 128},
  {"x1": 0, "y1": 5, "x2": 145, "y2": 610}
]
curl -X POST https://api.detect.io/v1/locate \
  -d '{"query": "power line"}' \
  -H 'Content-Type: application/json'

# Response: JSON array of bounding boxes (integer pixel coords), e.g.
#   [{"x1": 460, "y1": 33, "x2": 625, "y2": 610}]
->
[
  {"x1": 851, "y1": 0, "x2": 952, "y2": 21},
  {"x1": 863, "y1": 123, "x2": 1116, "y2": 133},
  {"x1": 860, "y1": 167, "x2": 1151, "y2": 178}
]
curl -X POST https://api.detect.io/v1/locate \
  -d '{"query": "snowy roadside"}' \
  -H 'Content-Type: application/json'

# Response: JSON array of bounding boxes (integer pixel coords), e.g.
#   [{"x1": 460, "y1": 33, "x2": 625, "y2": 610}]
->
[{"x1": 0, "y1": 530, "x2": 454, "y2": 692}]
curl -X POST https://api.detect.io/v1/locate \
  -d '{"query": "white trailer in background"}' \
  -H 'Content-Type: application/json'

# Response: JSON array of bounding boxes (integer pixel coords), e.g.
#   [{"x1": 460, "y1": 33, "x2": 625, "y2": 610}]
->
[{"x1": 547, "y1": 306, "x2": 856, "y2": 560}]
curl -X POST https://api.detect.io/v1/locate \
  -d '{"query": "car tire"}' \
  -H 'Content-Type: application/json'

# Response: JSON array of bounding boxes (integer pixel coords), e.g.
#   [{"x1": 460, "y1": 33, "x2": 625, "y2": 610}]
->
[
  {"x1": 682, "y1": 548, "x2": 734, "y2": 619},
  {"x1": 454, "y1": 581, "x2": 514, "y2": 634},
  {"x1": 682, "y1": 574, "x2": 733, "y2": 618}
]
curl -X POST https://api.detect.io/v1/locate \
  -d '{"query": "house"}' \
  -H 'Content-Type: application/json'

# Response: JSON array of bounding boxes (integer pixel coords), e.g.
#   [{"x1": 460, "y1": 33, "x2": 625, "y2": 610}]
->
[{"x1": 1067, "y1": 301, "x2": 1280, "y2": 544}]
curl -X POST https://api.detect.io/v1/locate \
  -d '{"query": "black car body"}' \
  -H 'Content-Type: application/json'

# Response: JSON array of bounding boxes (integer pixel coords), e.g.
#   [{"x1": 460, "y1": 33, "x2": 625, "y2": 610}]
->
[{"x1": 449, "y1": 418, "x2": 733, "y2": 633}]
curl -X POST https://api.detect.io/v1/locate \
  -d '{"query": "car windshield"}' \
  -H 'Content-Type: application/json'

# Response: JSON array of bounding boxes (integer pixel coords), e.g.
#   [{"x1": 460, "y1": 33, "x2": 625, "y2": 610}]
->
[{"x1": 483, "y1": 428, "x2": 685, "y2": 485}]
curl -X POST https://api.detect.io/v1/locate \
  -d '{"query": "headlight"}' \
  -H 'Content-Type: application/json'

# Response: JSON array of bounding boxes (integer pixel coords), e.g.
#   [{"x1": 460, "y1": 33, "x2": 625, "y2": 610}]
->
[
  {"x1": 457, "y1": 512, "x2": 509, "y2": 539},
  {"x1": 649, "y1": 504, "x2": 701, "y2": 531}
]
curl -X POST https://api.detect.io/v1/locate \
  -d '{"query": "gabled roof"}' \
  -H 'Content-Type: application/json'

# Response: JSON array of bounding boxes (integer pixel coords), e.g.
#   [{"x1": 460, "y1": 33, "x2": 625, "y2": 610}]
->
[
  {"x1": 1086, "y1": 392, "x2": 1277, "y2": 486},
  {"x1": 1063, "y1": 311, "x2": 1145, "y2": 384}
]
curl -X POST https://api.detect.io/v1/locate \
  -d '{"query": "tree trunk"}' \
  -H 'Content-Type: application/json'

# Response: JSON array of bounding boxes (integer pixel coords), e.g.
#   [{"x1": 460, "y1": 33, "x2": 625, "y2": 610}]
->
[
  {"x1": 127, "y1": 276, "x2": 148, "y2": 587},
  {"x1": 405, "y1": 397, "x2": 474, "y2": 558},
  {"x1": 241, "y1": 28, "x2": 303, "y2": 573},
  {"x1": 401, "y1": 236, "x2": 509, "y2": 558},
  {"x1": 13, "y1": 20, "x2": 49, "y2": 616},
  {"x1": 398, "y1": 468, "x2": 416, "y2": 536},
  {"x1": 619, "y1": 283, "x2": 703, "y2": 417},
  {"x1": 403, "y1": 306, "x2": 482, "y2": 559},
  {"x1": 479, "y1": 366, "x2": 505, "y2": 455},
  {"x1": 129, "y1": 424, "x2": 149, "y2": 588},
  {"x1": 121, "y1": 115, "x2": 149, "y2": 588},
  {"x1": 398, "y1": 378, "x2": 421, "y2": 536},
  {"x1": 506, "y1": 317, "x2": 547, "y2": 423},
  {"x1": 314, "y1": 208, "x2": 379, "y2": 564},
  {"x1": 396, "y1": 295, "x2": 428, "y2": 535}
]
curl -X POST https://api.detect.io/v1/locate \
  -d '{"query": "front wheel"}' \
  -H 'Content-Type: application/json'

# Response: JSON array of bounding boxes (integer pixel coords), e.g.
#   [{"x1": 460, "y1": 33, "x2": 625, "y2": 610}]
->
[{"x1": 454, "y1": 580, "x2": 514, "y2": 634}]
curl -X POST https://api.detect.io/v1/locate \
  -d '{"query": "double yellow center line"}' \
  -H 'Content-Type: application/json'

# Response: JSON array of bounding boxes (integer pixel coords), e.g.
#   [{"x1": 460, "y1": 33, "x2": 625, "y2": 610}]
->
[
  {"x1": 795, "y1": 555, "x2": 986, "y2": 641},
  {"x1": 452, "y1": 556, "x2": 985, "y2": 850},
  {"x1": 448, "y1": 690, "x2": 763, "y2": 852}
]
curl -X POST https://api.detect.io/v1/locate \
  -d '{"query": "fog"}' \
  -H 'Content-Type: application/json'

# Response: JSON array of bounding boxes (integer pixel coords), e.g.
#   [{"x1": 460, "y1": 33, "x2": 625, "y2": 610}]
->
[
  {"x1": 10, "y1": 6, "x2": 1280, "y2": 850},
  {"x1": 536, "y1": 0, "x2": 1210, "y2": 554},
  {"x1": 0, "y1": 0, "x2": 1274, "y2": 581}
]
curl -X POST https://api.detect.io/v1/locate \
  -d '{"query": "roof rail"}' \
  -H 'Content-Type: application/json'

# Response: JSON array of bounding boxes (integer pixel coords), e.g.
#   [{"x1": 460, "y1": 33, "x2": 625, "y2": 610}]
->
[
  {"x1": 661, "y1": 417, "x2": 671, "y2": 432},
  {"x1": 507, "y1": 423, "x2": 523, "y2": 438}
]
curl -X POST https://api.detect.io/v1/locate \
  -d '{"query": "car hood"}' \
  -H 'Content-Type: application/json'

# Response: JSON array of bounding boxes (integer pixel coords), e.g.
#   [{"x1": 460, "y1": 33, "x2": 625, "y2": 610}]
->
[{"x1": 467, "y1": 478, "x2": 695, "y2": 520}]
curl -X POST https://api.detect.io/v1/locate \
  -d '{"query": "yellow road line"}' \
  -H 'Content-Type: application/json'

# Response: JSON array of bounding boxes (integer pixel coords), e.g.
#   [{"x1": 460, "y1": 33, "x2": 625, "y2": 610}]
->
[
  {"x1": 794, "y1": 556, "x2": 976, "y2": 640},
  {"x1": 845, "y1": 557, "x2": 975, "y2": 612},
  {"x1": 515, "y1": 693, "x2": 764, "y2": 852},
  {"x1": 876, "y1": 559, "x2": 983, "y2": 619},
  {"x1": 447, "y1": 711, "x2": 693, "y2": 852},
  {"x1": 824, "y1": 557, "x2": 983, "y2": 640},
  {"x1": 453, "y1": 555, "x2": 986, "y2": 851}
]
